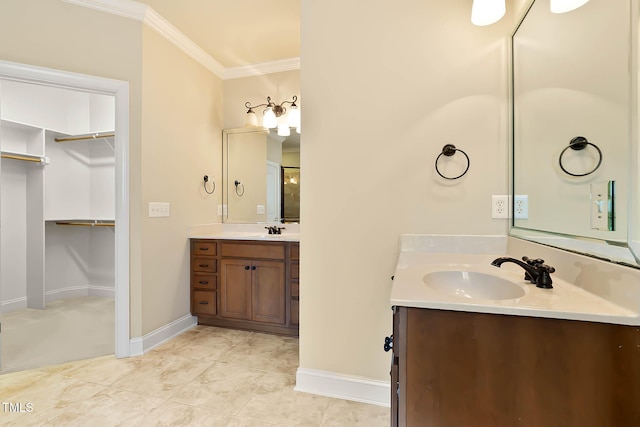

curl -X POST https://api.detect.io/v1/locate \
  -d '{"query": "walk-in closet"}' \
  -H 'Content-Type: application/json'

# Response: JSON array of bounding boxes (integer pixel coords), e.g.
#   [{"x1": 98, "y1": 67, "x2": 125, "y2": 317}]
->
[{"x1": 0, "y1": 80, "x2": 116, "y2": 373}]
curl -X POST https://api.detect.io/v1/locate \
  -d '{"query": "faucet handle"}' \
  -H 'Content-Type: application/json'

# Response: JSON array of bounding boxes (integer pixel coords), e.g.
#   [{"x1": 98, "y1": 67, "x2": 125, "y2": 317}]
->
[{"x1": 522, "y1": 256, "x2": 545, "y2": 267}]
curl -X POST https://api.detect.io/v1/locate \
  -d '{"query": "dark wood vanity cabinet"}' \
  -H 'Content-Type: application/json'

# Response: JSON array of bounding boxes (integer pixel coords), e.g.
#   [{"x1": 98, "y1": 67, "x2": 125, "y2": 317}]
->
[
  {"x1": 190, "y1": 239, "x2": 299, "y2": 336},
  {"x1": 391, "y1": 307, "x2": 640, "y2": 427}
]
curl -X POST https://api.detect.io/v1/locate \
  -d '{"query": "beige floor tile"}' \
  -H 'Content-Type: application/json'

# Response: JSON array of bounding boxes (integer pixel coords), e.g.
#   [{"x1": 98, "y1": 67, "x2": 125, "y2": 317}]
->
[
  {"x1": 40, "y1": 388, "x2": 165, "y2": 427},
  {"x1": 321, "y1": 399, "x2": 389, "y2": 426},
  {"x1": 151, "y1": 329, "x2": 246, "y2": 362},
  {"x1": 38, "y1": 354, "x2": 138, "y2": 386},
  {"x1": 238, "y1": 388, "x2": 334, "y2": 426},
  {"x1": 217, "y1": 336, "x2": 299, "y2": 375},
  {"x1": 109, "y1": 353, "x2": 212, "y2": 399},
  {"x1": 134, "y1": 401, "x2": 230, "y2": 427},
  {"x1": 170, "y1": 362, "x2": 295, "y2": 415}
]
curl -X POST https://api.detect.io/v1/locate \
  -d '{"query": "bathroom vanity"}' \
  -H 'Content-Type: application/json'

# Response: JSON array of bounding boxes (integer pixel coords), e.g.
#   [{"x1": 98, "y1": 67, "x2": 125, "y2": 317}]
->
[
  {"x1": 389, "y1": 235, "x2": 640, "y2": 427},
  {"x1": 190, "y1": 231, "x2": 299, "y2": 336}
]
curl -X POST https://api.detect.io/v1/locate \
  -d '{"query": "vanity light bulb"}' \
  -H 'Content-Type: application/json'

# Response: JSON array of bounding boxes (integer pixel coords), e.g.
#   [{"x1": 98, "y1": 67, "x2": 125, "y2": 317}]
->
[
  {"x1": 471, "y1": 0, "x2": 506, "y2": 26},
  {"x1": 263, "y1": 107, "x2": 277, "y2": 128},
  {"x1": 550, "y1": 0, "x2": 589, "y2": 13},
  {"x1": 244, "y1": 110, "x2": 258, "y2": 127},
  {"x1": 287, "y1": 105, "x2": 300, "y2": 128},
  {"x1": 277, "y1": 123, "x2": 291, "y2": 137}
]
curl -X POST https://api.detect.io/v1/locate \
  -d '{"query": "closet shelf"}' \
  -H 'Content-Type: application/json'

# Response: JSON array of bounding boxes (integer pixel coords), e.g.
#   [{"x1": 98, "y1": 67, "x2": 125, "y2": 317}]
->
[
  {"x1": 1, "y1": 150, "x2": 49, "y2": 165},
  {"x1": 53, "y1": 220, "x2": 115, "y2": 227}
]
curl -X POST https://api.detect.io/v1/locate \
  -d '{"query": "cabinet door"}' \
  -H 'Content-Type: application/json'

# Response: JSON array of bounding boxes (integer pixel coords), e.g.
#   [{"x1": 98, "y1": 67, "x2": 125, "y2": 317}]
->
[
  {"x1": 251, "y1": 260, "x2": 285, "y2": 324},
  {"x1": 220, "y1": 259, "x2": 252, "y2": 320}
]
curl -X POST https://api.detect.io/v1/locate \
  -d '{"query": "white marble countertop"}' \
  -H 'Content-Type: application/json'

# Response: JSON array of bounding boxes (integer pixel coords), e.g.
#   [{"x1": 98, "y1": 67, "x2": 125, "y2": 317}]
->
[
  {"x1": 188, "y1": 223, "x2": 300, "y2": 242},
  {"x1": 391, "y1": 235, "x2": 639, "y2": 326}
]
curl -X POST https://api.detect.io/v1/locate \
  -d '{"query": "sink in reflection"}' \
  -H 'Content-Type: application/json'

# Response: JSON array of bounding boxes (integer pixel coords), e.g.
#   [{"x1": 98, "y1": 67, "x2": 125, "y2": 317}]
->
[{"x1": 423, "y1": 271, "x2": 526, "y2": 300}]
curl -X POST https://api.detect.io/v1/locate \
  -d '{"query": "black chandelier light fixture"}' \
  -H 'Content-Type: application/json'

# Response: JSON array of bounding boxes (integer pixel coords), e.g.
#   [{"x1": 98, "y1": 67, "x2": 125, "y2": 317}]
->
[{"x1": 244, "y1": 95, "x2": 300, "y2": 136}]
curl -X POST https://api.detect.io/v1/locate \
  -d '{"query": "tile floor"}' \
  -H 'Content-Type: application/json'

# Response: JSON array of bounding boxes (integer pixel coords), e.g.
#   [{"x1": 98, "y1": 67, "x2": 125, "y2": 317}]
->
[{"x1": 0, "y1": 326, "x2": 389, "y2": 426}]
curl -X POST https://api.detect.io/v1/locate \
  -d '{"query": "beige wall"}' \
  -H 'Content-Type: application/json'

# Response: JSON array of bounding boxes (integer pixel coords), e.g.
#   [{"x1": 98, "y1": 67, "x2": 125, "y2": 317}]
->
[
  {"x1": 223, "y1": 71, "x2": 300, "y2": 129},
  {"x1": 0, "y1": 0, "x2": 223, "y2": 338},
  {"x1": 300, "y1": 0, "x2": 516, "y2": 381},
  {"x1": 140, "y1": 27, "x2": 222, "y2": 334}
]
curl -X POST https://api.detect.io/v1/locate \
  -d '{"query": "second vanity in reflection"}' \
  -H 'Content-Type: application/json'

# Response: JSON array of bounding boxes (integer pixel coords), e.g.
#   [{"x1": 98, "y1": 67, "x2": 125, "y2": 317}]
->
[
  {"x1": 389, "y1": 235, "x2": 640, "y2": 427},
  {"x1": 190, "y1": 226, "x2": 300, "y2": 336}
]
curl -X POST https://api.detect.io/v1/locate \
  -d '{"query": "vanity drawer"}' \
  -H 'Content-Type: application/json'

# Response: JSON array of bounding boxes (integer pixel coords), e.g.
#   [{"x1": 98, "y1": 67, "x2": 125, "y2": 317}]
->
[
  {"x1": 193, "y1": 241, "x2": 217, "y2": 256},
  {"x1": 291, "y1": 281, "x2": 299, "y2": 298},
  {"x1": 221, "y1": 242, "x2": 285, "y2": 260},
  {"x1": 192, "y1": 273, "x2": 216, "y2": 290},
  {"x1": 193, "y1": 291, "x2": 216, "y2": 316},
  {"x1": 192, "y1": 257, "x2": 217, "y2": 273},
  {"x1": 290, "y1": 262, "x2": 299, "y2": 280}
]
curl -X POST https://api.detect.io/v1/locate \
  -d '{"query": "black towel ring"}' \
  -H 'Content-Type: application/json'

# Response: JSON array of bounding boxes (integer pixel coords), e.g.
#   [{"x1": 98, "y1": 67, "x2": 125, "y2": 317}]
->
[
  {"x1": 234, "y1": 180, "x2": 245, "y2": 196},
  {"x1": 435, "y1": 144, "x2": 470, "y2": 180},
  {"x1": 559, "y1": 136, "x2": 602, "y2": 177},
  {"x1": 203, "y1": 175, "x2": 215, "y2": 194}
]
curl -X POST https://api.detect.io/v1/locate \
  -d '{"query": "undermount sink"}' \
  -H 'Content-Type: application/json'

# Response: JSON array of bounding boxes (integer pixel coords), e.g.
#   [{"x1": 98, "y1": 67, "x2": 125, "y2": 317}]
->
[{"x1": 423, "y1": 271, "x2": 526, "y2": 300}]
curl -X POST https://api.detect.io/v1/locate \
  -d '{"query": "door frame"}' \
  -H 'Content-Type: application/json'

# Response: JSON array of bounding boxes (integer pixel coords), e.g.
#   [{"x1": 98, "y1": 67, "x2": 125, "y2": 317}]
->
[{"x1": 0, "y1": 60, "x2": 130, "y2": 358}]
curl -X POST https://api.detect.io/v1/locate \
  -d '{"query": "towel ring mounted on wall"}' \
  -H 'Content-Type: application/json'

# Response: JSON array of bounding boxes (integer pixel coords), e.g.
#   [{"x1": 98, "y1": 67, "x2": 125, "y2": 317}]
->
[
  {"x1": 234, "y1": 180, "x2": 245, "y2": 196},
  {"x1": 435, "y1": 144, "x2": 470, "y2": 180},
  {"x1": 203, "y1": 175, "x2": 215, "y2": 194},
  {"x1": 558, "y1": 136, "x2": 603, "y2": 177}
]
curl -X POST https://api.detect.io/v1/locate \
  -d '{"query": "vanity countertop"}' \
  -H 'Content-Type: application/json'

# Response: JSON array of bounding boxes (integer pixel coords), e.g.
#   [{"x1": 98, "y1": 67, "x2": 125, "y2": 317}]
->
[
  {"x1": 391, "y1": 235, "x2": 640, "y2": 326},
  {"x1": 188, "y1": 223, "x2": 300, "y2": 242}
]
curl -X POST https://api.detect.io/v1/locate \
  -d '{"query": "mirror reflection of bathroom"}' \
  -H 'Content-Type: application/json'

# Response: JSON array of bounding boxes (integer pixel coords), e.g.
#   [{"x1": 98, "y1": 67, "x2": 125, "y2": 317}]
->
[
  {"x1": 223, "y1": 128, "x2": 300, "y2": 223},
  {"x1": 512, "y1": 0, "x2": 629, "y2": 244},
  {"x1": 0, "y1": 80, "x2": 116, "y2": 373}
]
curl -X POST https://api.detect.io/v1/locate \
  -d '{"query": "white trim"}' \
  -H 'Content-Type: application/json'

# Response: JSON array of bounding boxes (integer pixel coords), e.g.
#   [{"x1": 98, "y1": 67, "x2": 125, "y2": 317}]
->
[
  {"x1": 295, "y1": 368, "x2": 391, "y2": 407},
  {"x1": 224, "y1": 58, "x2": 302, "y2": 80},
  {"x1": 88, "y1": 285, "x2": 116, "y2": 298},
  {"x1": 59, "y1": 0, "x2": 299, "y2": 79},
  {"x1": 1, "y1": 297, "x2": 28, "y2": 313},
  {"x1": 128, "y1": 314, "x2": 197, "y2": 356},
  {"x1": 0, "y1": 59, "x2": 131, "y2": 359},
  {"x1": 60, "y1": 0, "x2": 147, "y2": 20},
  {"x1": 143, "y1": 7, "x2": 226, "y2": 78}
]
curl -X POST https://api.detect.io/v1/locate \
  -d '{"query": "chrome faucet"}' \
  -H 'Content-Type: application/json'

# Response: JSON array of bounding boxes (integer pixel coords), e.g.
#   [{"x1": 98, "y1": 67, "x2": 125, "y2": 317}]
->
[{"x1": 491, "y1": 256, "x2": 555, "y2": 289}]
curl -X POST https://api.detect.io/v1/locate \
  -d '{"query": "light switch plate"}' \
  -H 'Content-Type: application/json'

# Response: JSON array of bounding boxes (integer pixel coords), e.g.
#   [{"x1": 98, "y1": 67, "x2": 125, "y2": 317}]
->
[
  {"x1": 257, "y1": 205, "x2": 265, "y2": 215},
  {"x1": 590, "y1": 181, "x2": 614, "y2": 231}
]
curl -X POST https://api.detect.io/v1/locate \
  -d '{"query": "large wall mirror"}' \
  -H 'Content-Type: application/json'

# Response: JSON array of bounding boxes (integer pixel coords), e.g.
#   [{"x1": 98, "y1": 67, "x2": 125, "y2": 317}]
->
[
  {"x1": 222, "y1": 128, "x2": 300, "y2": 223},
  {"x1": 511, "y1": 0, "x2": 640, "y2": 266}
]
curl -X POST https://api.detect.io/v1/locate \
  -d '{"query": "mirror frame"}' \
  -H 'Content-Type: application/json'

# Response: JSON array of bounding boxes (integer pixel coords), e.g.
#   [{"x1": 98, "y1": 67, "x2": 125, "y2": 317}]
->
[{"x1": 508, "y1": 0, "x2": 640, "y2": 268}]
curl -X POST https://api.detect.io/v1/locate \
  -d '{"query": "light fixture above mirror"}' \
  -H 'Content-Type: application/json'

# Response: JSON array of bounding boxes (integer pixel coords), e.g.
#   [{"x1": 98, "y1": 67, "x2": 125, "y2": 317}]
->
[
  {"x1": 550, "y1": 0, "x2": 590, "y2": 13},
  {"x1": 244, "y1": 95, "x2": 300, "y2": 136}
]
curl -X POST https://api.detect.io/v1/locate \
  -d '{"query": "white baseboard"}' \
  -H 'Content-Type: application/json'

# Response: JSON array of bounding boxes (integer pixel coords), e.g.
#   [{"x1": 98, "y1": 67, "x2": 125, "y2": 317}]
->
[
  {"x1": 88, "y1": 285, "x2": 116, "y2": 298},
  {"x1": 128, "y1": 314, "x2": 197, "y2": 356},
  {"x1": 1, "y1": 297, "x2": 28, "y2": 313},
  {"x1": 44, "y1": 285, "x2": 116, "y2": 303},
  {"x1": 295, "y1": 368, "x2": 391, "y2": 407}
]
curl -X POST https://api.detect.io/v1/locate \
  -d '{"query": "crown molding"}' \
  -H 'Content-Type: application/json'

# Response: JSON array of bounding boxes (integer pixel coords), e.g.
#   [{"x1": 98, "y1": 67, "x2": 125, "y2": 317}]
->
[
  {"x1": 142, "y1": 7, "x2": 226, "y2": 77},
  {"x1": 224, "y1": 57, "x2": 301, "y2": 80}
]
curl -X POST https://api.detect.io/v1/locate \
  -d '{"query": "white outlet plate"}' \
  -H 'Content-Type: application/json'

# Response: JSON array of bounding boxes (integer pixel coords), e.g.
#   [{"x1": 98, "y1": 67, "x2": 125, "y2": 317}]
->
[
  {"x1": 256, "y1": 205, "x2": 266, "y2": 215},
  {"x1": 514, "y1": 195, "x2": 528, "y2": 219},
  {"x1": 492, "y1": 195, "x2": 509, "y2": 219},
  {"x1": 149, "y1": 202, "x2": 170, "y2": 218}
]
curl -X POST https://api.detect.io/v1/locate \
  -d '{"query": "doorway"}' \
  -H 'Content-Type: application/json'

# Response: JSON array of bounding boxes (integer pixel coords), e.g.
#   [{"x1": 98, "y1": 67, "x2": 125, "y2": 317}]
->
[{"x1": 0, "y1": 60, "x2": 130, "y2": 372}]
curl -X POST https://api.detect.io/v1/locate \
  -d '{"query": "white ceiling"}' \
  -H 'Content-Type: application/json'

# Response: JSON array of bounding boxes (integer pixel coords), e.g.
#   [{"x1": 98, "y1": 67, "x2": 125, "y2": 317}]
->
[{"x1": 140, "y1": 0, "x2": 300, "y2": 68}]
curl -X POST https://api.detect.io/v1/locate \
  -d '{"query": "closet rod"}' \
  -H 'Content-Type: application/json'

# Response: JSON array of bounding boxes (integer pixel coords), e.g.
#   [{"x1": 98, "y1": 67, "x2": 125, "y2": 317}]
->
[
  {"x1": 54, "y1": 133, "x2": 115, "y2": 143},
  {"x1": 1, "y1": 153, "x2": 44, "y2": 163},
  {"x1": 55, "y1": 221, "x2": 115, "y2": 227}
]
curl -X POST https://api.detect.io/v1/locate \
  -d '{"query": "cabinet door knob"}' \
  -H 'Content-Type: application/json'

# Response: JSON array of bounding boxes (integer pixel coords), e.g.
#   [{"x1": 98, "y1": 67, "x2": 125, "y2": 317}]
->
[
  {"x1": 245, "y1": 266, "x2": 250, "y2": 270},
  {"x1": 251, "y1": 266, "x2": 256, "y2": 270}
]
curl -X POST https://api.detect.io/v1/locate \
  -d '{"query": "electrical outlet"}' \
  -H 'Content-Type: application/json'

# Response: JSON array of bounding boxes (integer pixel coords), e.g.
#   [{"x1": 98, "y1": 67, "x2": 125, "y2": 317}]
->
[
  {"x1": 514, "y1": 195, "x2": 528, "y2": 219},
  {"x1": 492, "y1": 195, "x2": 509, "y2": 219}
]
